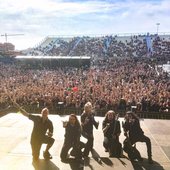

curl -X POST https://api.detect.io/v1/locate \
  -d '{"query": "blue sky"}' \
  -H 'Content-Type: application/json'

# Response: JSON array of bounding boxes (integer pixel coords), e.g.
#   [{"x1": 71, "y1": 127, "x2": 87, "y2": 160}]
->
[{"x1": 0, "y1": 0, "x2": 169, "y2": 50}]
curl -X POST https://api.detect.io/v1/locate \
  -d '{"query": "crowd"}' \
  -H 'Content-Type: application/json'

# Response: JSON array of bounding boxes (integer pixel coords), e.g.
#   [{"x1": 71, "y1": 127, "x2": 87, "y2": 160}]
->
[
  {"x1": 28, "y1": 34, "x2": 170, "y2": 60},
  {"x1": 0, "y1": 56, "x2": 169, "y2": 115},
  {"x1": 0, "y1": 35, "x2": 169, "y2": 115},
  {"x1": 28, "y1": 35, "x2": 148, "y2": 58}
]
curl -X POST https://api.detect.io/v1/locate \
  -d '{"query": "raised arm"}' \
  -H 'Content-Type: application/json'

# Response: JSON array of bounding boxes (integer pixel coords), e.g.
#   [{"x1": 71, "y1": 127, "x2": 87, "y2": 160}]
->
[
  {"x1": 13, "y1": 101, "x2": 29, "y2": 117},
  {"x1": 4, "y1": 88, "x2": 29, "y2": 117}
]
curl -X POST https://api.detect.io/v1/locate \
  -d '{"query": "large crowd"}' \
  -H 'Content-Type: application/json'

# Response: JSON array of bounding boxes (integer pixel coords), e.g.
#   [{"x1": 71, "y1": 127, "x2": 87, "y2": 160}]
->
[
  {"x1": 29, "y1": 35, "x2": 148, "y2": 58},
  {"x1": 0, "y1": 35, "x2": 169, "y2": 115},
  {"x1": 28, "y1": 34, "x2": 170, "y2": 60}
]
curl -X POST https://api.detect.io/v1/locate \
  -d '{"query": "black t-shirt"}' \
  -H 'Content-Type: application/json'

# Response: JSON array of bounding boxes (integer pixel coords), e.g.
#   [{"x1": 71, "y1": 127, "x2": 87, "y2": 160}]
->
[
  {"x1": 64, "y1": 123, "x2": 81, "y2": 144},
  {"x1": 123, "y1": 119, "x2": 144, "y2": 143},
  {"x1": 102, "y1": 119, "x2": 121, "y2": 138},
  {"x1": 81, "y1": 112, "x2": 98, "y2": 134},
  {"x1": 29, "y1": 114, "x2": 53, "y2": 142}
]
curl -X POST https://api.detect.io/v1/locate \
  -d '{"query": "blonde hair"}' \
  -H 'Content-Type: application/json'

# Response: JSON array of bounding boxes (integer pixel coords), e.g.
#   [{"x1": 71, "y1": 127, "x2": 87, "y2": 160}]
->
[
  {"x1": 83, "y1": 102, "x2": 92, "y2": 113},
  {"x1": 84, "y1": 102, "x2": 92, "y2": 108}
]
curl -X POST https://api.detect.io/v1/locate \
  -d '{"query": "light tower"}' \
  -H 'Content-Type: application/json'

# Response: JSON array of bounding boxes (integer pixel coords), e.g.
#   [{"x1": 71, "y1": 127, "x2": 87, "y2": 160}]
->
[{"x1": 156, "y1": 23, "x2": 160, "y2": 35}]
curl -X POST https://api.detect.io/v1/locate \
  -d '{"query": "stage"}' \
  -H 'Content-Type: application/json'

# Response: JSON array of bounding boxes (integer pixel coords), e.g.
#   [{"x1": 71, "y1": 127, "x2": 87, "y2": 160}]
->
[{"x1": 0, "y1": 113, "x2": 170, "y2": 170}]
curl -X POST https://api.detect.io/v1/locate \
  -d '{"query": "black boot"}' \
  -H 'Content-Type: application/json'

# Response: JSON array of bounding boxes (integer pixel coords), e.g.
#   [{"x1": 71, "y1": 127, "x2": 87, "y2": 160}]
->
[
  {"x1": 43, "y1": 151, "x2": 52, "y2": 160},
  {"x1": 148, "y1": 157, "x2": 153, "y2": 164}
]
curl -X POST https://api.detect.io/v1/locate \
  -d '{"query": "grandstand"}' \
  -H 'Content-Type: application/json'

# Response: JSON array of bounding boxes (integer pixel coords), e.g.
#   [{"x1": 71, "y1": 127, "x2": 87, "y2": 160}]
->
[
  {"x1": 22, "y1": 33, "x2": 170, "y2": 62},
  {"x1": 35, "y1": 33, "x2": 170, "y2": 50}
]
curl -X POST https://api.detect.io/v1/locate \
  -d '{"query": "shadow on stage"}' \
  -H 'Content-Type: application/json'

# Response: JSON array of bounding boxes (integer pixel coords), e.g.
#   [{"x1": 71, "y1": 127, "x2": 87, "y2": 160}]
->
[
  {"x1": 84, "y1": 148, "x2": 113, "y2": 169},
  {"x1": 131, "y1": 158, "x2": 164, "y2": 170},
  {"x1": 32, "y1": 159, "x2": 60, "y2": 170}
]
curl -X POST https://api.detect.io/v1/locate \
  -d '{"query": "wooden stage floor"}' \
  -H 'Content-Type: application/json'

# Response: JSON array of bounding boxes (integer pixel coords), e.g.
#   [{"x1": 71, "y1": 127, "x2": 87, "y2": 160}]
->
[{"x1": 0, "y1": 113, "x2": 170, "y2": 170}]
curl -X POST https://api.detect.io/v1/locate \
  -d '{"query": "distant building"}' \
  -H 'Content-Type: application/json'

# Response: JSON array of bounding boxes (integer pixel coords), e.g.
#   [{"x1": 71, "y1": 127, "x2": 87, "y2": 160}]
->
[
  {"x1": 0, "y1": 42, "x2": 18, "y2": 57},
  {"x1": 0, "y1": 42, "x2": 15, "y2": 52}
]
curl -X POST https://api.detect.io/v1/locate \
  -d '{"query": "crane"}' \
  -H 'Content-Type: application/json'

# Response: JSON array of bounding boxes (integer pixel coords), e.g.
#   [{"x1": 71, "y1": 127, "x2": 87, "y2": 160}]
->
[{"x1": 1, "y1": 33, "x2": 24, "y2": 43}]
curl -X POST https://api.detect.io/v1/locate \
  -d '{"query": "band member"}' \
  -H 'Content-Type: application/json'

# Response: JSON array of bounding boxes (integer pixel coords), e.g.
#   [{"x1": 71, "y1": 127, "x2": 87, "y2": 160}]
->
[
  {"x1": 81, "y1": 102, "x2": 99, "y2": 157},
  {"x1": 102, "y1": 110, "x2": 121, "y2": 157},
  {"x1": 60, "y1": 114, "x2": 83, "y2": 162},
  {"x1": 14, "y1": 103, "x2": 54, "y2": 162},
  {"x1": 123, "y1": 111, "x2": 153, "y2": 164}
]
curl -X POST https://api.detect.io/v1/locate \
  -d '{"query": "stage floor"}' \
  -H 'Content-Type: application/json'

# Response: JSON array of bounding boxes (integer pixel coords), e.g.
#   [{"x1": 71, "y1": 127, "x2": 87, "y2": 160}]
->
[{"x1": 0, "y1": 113, "x2": 170, "y2": 170}]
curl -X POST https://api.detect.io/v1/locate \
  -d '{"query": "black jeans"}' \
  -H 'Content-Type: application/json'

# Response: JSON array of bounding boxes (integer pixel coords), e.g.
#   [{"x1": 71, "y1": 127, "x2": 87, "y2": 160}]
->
[
  {"x1": 103, "y1": 136, "x2": 120, "y2": 157},
  {"x1": 60, "y1": 140, "x2": 83, "y2": 160},
  {"x1": 31, "y1": 136, "x2": 55, "y2": 159},
  {"x1": 131, "y1": 135, "x2": 152, "y2": 158},
  {"x1": 82, "y1": 131, "x2": 94, "y2": 157}
]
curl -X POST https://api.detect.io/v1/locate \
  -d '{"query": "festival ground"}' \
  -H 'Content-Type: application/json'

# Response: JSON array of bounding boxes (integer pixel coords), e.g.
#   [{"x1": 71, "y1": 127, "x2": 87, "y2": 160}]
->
[{"x1": 0, "y1": 113, "x2": 170, "y2": 170}]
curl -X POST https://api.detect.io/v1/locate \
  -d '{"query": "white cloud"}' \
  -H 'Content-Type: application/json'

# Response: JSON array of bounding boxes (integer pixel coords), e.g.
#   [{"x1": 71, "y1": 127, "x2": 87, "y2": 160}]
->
[{"x1": 0, "y1": 0, "x2": 170, "y2": 50}]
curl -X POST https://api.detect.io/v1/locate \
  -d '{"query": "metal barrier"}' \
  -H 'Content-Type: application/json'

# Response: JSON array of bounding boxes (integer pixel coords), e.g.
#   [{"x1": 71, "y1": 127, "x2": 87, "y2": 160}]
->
[{"x1": 0, "y1": 105, "x2": 170, "y2": 120}]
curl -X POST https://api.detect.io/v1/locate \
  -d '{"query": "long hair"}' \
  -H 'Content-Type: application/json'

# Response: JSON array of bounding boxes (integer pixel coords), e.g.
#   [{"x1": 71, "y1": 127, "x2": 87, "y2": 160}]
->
[
  {"x1": 69, "y1": 113, "x2": 81, "y2": 128},
  {"x1": 125, "y1": 111, "x2": 139, "y2": 120},
  {"x1": 104, "y1": 110, "x2": 116, "y2": 122}
]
